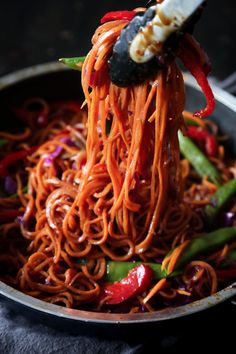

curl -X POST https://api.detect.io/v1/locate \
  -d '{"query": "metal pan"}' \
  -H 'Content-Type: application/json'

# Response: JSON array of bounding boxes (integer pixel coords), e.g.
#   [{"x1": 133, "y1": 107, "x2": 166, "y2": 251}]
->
[{"x1": 0, "y1": 63, "x2": 236, "y2": 336}]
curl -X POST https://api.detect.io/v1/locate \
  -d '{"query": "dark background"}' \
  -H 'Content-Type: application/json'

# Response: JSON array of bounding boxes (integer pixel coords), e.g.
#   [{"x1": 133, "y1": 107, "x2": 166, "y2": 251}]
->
[{"x1": 0, "y1": 0, "x2": 235, "y2": 79}]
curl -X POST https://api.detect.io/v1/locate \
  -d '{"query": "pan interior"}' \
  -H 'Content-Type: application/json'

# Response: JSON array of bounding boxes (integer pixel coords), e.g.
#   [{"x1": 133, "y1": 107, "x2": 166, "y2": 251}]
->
[{"x1": 0, "y1": 64, "x2": 236, "y2": 324}]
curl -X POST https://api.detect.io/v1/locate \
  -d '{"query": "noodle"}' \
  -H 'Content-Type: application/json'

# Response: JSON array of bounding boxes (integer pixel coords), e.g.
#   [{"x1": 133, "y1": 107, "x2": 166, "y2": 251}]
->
[{"x1": 1, "y1": 7, "x2": 236, "y2": 313}]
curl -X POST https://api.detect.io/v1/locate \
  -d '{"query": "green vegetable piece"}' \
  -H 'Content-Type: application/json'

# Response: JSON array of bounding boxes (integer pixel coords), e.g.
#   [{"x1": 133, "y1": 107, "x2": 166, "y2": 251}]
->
[
  {"x1": 82, "y1": 228, "x2": 236, "y2": 283},
  {"x1": 59, "y1": 57, "x2": 86, "y2": 71},
  {"x1": 0, "y1": 139, "x2": 8, "y2": 148},
  {"x1": 105, "y1": 261, "x2": 168, "y2": 283},
  {"x1": 178, "y1": 130, "x2": 221, "y2": 186},
  {"x1": 106, "y1": 228, "x2": 236, "y2": 281},
  {"x1": 227, "y1": 249, "x2": 236, "y2": 262},
  {"x1": 205, "y1": 179, "x2": 236, "y2": 222},
  {"x1": 172, "y1": 227, "x2": 236, "y2": 272}
]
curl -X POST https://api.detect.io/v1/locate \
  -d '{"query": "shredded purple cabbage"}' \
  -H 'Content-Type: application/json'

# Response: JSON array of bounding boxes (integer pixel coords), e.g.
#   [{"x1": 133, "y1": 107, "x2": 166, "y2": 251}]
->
[
  {"x1": 4, "y1": 176, "x2": 17, "y2": 194},
  {"x1": 72, "y1": 161, "x2": 77, "y2": 170},
  {"x1": 220, "y1": 212, "x2": 235, "y2": 227},
  {"x1": 44, "y1": 137, "x2": 76, "y2": 167},
  {"x1": 140, "y1": 304, "x2": 146, "y2": 312},
  {"x1": 44, "y1": 146, "x2": 63, "y2": 167},
  {"x1": 16, "y1": 215, "x2": 24, "y2": 225},
  {"x1": 60, "y1": 137, "x2": 75, "y2": 147},
  {"x1": 154, "y1": 258, "x2": 164, "y2": 264}
]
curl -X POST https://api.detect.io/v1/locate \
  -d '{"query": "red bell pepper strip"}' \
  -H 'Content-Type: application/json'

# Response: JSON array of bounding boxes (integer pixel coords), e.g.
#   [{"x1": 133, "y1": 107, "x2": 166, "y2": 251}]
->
[
  {"x1": 101, "y1": 10, "x2": 136, "y2": 24},
  {"x1": 99, "y1": 264, "x2": 153, "y2": 305},
  {"x1": 186, "y1": 126, "x2": 218, "y2": 157},
  {"x1": 0, "y1": 146, "x2": 38, "y2": 177},
  {"x1": 178, "y1": 35, "x2": 215, "y2": 118},
  {"x1": 0, "y1": 209, "x2": 21, "y2": 222},
  {"x1": 183, "y1": 34, "x2": 212, "y2": 76}
]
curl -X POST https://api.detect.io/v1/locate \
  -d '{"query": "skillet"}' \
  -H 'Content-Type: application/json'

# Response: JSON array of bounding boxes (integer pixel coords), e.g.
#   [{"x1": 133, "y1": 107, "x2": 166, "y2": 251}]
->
[{"x1": 0, "y1": 62, "x2": 236, "y2": 337}]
